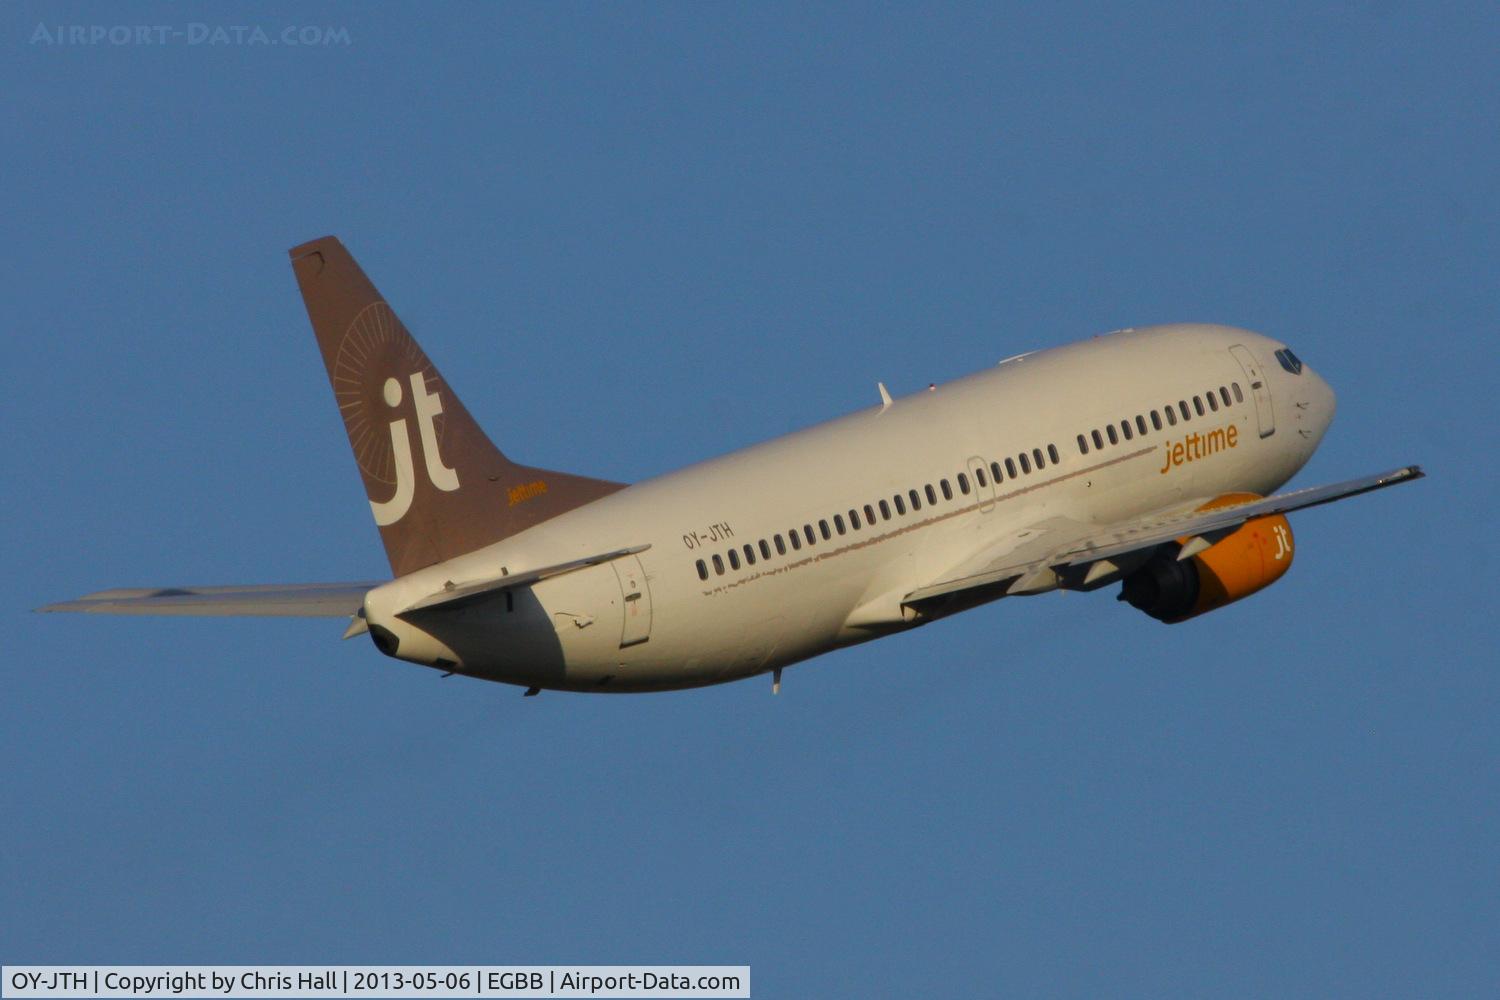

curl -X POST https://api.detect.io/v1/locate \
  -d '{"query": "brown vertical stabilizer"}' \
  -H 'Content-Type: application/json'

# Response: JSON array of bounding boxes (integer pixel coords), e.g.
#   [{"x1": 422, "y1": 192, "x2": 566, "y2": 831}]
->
[{"x1": 289, "y1": 236, "x2": 626, "y2": 577}]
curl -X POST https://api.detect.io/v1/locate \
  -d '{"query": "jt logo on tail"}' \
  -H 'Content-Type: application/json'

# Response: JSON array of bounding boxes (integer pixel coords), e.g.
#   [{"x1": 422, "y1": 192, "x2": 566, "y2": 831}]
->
[{"x1": 371, "y1": 372, "x2": 460, "y2": 525}]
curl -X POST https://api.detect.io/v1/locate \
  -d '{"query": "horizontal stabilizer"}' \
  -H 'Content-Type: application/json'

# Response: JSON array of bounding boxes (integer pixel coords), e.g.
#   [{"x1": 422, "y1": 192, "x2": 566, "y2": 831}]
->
[
  {"x1": 398, "y1": 545, "x2": 651, "y2": 615},
  {"x1": 38, "y1": 582, "x2": 380, "y2": 618}
]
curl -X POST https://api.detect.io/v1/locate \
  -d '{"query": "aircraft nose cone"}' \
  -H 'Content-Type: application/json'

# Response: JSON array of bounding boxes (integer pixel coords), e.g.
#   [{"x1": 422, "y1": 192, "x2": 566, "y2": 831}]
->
[
  {"x1": 1303, "y1": 365, "x2": 1337, "y2": 441},
  {"x1": 1315, "y1": 367, "x2": 1336, "y2": 425}
]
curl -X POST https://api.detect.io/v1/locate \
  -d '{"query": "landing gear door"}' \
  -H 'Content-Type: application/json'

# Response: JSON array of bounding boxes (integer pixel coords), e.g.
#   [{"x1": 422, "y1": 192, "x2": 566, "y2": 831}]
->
[
  {"x1": 612, "y1": 554, "x2": 653, "y2": 647},
  {"x1": 1230, "y1": 344, "x2": 1275, "y2": 439}
]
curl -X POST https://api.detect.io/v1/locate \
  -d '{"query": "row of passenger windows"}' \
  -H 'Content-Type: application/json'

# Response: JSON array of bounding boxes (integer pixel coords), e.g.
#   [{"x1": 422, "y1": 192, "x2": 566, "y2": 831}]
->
[
  {"x1": 693, "y1": 440, "x2": 1063, "y2": 581},
  {"x1": 693, "y1": 379, "x2": 1250, "y2": 581},
  {"x1": 1075, "y1": 382, "x2": 1243, "y2": 455}
]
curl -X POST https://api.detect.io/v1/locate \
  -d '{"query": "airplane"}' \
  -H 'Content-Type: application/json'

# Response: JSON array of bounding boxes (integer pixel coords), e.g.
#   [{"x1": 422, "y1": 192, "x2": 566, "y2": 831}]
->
[{"x1": 40, "y1": 236, "x2": 1423, "y2": 695}]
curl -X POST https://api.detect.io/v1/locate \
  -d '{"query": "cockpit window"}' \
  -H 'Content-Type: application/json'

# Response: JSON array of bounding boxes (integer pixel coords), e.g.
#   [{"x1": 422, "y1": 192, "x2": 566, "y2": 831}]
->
[{"x1": 1275, "y1": 348, "x2": 1303, "y2": 375}]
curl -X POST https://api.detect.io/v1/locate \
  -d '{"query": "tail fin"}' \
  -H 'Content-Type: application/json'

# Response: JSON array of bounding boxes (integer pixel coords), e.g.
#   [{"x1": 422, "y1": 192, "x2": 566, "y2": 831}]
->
[{"x1": 289, "y1": 236, "x2": 625, "y2": 577}]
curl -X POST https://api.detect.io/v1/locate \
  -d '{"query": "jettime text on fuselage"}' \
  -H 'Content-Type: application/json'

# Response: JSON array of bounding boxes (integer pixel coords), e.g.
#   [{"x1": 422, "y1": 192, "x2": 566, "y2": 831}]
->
[{"x1": 1159, "y1": 423, "x2": 1239, "y2": 475}]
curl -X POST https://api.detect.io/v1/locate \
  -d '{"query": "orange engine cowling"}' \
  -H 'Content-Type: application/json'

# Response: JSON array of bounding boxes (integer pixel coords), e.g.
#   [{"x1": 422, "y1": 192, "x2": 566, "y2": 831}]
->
[{"x1": 1119, "y1": 493, "x2": 1295, "y2": 623}]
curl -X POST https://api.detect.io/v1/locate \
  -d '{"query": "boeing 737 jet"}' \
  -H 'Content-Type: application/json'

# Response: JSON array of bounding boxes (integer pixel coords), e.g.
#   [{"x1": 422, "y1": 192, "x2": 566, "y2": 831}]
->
[{"x1": 42, "y1": 237, "x2": 1423, "y2": 694}]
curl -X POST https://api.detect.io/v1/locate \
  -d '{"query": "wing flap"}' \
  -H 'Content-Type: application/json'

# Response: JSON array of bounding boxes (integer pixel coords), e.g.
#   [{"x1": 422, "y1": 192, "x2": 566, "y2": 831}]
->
[
  {"x1": 902, "y1": 517, "x2": 1095, "y2": 605},
  {"x1": 38, "y1": 582, "x2": 381, "y2": 618}
]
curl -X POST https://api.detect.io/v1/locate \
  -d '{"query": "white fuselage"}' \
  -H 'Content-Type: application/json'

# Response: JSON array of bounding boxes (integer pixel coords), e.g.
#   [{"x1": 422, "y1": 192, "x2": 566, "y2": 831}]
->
[{"x1": 363, "y1": 324, "x2": 1335, "y2": 691}]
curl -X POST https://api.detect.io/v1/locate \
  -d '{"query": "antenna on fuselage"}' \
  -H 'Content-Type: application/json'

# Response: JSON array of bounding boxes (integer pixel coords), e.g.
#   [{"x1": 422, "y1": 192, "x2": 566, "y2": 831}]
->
[{"x1": 877, "y1": 383, "x2": 892, "y2": 411}]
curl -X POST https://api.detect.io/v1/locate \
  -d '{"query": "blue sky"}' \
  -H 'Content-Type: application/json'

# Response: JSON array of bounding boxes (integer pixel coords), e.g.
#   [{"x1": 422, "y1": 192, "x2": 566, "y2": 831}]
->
[{"x1": 3, "y1": 3, "x2": 1496, "y2": 996}]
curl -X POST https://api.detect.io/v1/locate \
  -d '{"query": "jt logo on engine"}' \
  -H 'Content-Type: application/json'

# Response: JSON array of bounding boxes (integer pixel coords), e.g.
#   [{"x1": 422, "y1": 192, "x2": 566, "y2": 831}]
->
[
  {"x1": 1272, "y1": 523, "x2": 1291, "y2": 560},
  {"x1": 370, "y1": 372, "x2": 460, "y2": 525}
]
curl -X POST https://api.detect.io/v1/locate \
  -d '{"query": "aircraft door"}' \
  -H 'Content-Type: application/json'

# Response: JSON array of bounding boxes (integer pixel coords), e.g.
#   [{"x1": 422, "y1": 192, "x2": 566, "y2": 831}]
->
[
  {"x1": 612, "y1": 554, "x2": 653, "y2": 647},
  {"x1": 1230, "y1": 345, "x2": 1275, "y2": 438},
  {"x1": 967, "y1": 456, "x2": 996, "y2": 512}
]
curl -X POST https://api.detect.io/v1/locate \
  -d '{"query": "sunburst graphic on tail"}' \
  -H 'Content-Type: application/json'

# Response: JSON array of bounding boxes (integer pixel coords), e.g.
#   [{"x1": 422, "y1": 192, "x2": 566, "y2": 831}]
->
[{"x1": 332, "y1": 302, "x2": 459, "y2": 524}]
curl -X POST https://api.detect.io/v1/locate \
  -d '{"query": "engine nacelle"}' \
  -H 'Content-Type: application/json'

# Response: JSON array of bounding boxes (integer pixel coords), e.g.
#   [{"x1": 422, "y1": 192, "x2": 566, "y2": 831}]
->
[{"x1": 1119, "y1": 494, "x2": 1295, "y2": 623}]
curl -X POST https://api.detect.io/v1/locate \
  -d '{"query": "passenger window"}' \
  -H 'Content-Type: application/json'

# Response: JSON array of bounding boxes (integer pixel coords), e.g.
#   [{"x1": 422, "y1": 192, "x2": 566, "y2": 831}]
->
[
  {"x1": 1207, "y1": 392, "x2": 1219, "y2": 412},
  {"x1": 1194, "y1": 396, "x2": 1205, "y2": 416},
  {"x1": 696, "y1": 559, "x2": 708, "y2": 581},
  {"x1": 864, "y1": 503, "x2": 876, "y2": 524},
  {"x1": 1219, "y1": 386, "x2": 1231, "y2": 406},
  {"x1": 1092, "y1": 429, "x2": 1104, "y2": 449},
  {"x1": 833, "y1": 514, "x2": 846, "y2": 535},
  {"x1": 759, "y1": 539, "x2": 771, "y2": 560},
  {"x1": 941, "y1": 479, "x2": 953, "y2": 500},
  {"x1": 742, "y1": 544, "x2": 755, "y2": 566},
  {"x1": 1165, "y1": 406, "x2": 1177, "y2": 426},
  {"x1": 894, "y1": 494, "x2": 906, "y2": 515},
  {"x1": 804, "y1": 525, "x2": 816, "y2": 545},
  {"x1": 1136, "y1": 415, "x2": 1147, "y2": 435},
  {"x1": 1232, "y1": 383, "x2": 1244, "y2": 403},
  {"x1": 818, "y1": 519, "x2": 831, "y2": 540},
  {"x1": 909, "y1": 489, "x2": 922, "y2": 511},
  {"x1": 1048, "y1": 444, "x2": 1060, "y2": 464},
  {"x1": 1032, "y1": 448, "x2": 1044, "y2": 469},
  {"x1": 957, "y1": 474, "x2": 970, "y2": 495},
  {"x1": 976, "y1": 467, "x2": 988, "y2": 487},
  {"x1": 1005, "y1": 458, "x2": 1017, "y2": 478},
  {"x1": 1106, "y1": 425, "x2": 1118, "y2": 445},
  {"x1": 925, "y1": 484, "x2": 937, "y2": 505},
  {"x1": 1179, "y1": 400, "x2": 1191, "y2": 420},
  {"x1": 880, "y1": 499, "x2": 892, "y2": 520},
  {"x1": 992, "y1": 460, "x2": 1004, "y2": 483},
  {"x1": 775, "y1": 534, "x2": 787, "y2": 555},
  {"x1": 848, "y1": 509, "x2": 861, "y2": 530},
  {"x1": 712, "y1": 554, "x2": 725, "y2": 575},
  {"x1": 727, "y1": 549, "x2": 740, "y2": 570},
  {"x1": 1077, "y1": 433, "x2": 1089, "y2": 455},
  {"x1": 1121, "y1": 420, "x2": 1133, "y2": 441},
  {"x1": 1018, "y1": 453, "x2": 1031, "y2": 474},
  {"x1": 1151, "y1": 410, "x2": 1162, "y2": 431},
  {"x1": 789, "y1": 530, "x2": 801, "y2": 551}
]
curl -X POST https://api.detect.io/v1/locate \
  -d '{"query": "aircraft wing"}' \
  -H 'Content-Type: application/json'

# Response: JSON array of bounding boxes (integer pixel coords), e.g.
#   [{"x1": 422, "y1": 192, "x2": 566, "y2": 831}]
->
[
  {"x1": 901, "y1": 513, "x2": 1121, "y2": 608},
  {"x1": 904, "y1": 465, "x2": 1423, "y2": 607},
  {"x1": 37, "y1": 582, "x2": 381, "y2": 618}
]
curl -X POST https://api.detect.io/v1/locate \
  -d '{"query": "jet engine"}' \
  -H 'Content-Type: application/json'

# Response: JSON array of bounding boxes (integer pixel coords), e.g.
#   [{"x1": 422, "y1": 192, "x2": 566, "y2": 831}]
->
[{"x1": 1119, "y1": 494, "x2": 1295, "y2": 623}]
